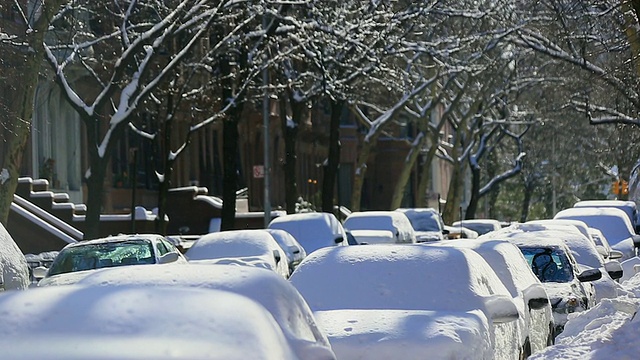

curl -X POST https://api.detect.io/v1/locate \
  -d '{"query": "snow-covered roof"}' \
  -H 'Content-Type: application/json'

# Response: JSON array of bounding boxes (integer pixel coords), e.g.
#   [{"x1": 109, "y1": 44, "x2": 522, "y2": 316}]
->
[
  {"x1": 0, "y1": 285, "x2": 299, "y2": 359},
  {"x1": 344, "y1": 211, "x2": 412, "y2": 233},
  {"x1": 554, "y1": 207, "x2": 636, "y2": 245},
  {"x1": 290, "y1": 244, "x2": 512, "y2": 314},
  {"x1": 268, "y1": 212, "x2": 346, "y2": 253},
  {"x1": 76, "y1": 264, "x2": 334, "y2": 359}
]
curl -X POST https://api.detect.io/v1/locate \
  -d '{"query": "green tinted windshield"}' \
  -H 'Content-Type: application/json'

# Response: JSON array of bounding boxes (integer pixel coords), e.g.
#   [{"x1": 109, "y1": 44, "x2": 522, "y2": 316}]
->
[{"x1": 48, "y1": 240, "x2": 154, "y2": 276}]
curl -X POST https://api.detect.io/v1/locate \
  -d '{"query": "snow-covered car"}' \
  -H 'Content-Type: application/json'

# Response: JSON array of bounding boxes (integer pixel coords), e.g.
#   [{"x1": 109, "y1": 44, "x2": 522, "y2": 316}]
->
[
  {"x1": 395, "y1": 208, "x2": 447, "y2": 242},
  {"x1": 573, "y1": 199, "x2": 640, "y2": 233},
  {"x1": 554, "y1": 207, "x2": 640, "y2": 261},
  {"x1": 444, "y1": 224, "x2": 479, "y2": 239},
  {"x1": 433, "y1": 239, "x2": 554, "y2": 356},
  {"x1": 185, "y1": 230, "x2": 289, "y2": 278},
  {"x1": 487, "y1": 224, "x2": 623, "y2": 301},
  {"x1": 290, "y1": 244, "x2": 521, "y2": 360},
  {"x1": 264, "y1": 229, "x2": 307, "y2": 272},
  {"x1": 76, "y1": 264, "x2": 336, "y2": 360},
  {"x1": 35, "y1": 234, "x2": 187, "y2": 287},
  {"x1": 0, "y1": 222, "x2": 30, "y2": 291},
  {"x1": 0, "y1": 284, "x2": 300, "y2": 359},
  {"x1": 267, "y1": 212, "x2": 348, "y2": 254},
  {"x1": 348, "y1": 229, "x2": 396, "y2": 245},
  {"x1": 343, "y1": 211, "x2": 417, "y2": 244},
  {"x1": 498, "y1": 233, "x2": 601, "y2": 335},
  {"x1": 451, "y1": 219, "x2": 502, "y2": 236}
]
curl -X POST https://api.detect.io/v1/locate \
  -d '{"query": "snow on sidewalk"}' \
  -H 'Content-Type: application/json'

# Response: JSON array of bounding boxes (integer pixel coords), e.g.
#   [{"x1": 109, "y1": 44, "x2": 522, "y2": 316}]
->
[{"x1": 530, "y1": 269, "x2": 640, "y2": 359}]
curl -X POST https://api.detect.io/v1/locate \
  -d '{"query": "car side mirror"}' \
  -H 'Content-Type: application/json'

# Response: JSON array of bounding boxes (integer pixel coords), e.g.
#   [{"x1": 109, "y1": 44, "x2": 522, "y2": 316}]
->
[
  {"x1": 288, "y1": 246, "x2": 300, "y2": 255},
  {"x1": 32, "y1": 266, "x2": 48, "y2": 280},
  {"x1": 595, "y1": 245, "x2": 609, "y2": 259},
  {"x1": 273, "y1": 250, "x2": 282, "y2": 264},
  {"x1": 442, "y1": 229, "x2": 450, "y2": 235},
  {"x1": 483, "y1": 294, "x2": 520, "y2": 323},
  {"x1": 609, "y1": 250, "x2": 623, "y2": 260},
  {"x1": 335, "y1": 236, "x2": 344, "y2": 244},
  {"x1": 158, "y1": 252, "x2": 180, "y2": 264},
  {"x1": 522, "y1": 283, "x2": 549, "y2": 310},
  {"x1": 577, "y1": 268, "x2": 602, "y2": 282},
  {"x1": 604, "y1": 261, "x2": 624, "y2": 280}
]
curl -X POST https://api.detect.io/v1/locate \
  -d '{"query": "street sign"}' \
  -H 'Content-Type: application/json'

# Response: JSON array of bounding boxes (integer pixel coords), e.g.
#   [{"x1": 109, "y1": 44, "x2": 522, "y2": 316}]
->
[{"x1": 253, "y1": 165, "x2": 264, "y2": 179}]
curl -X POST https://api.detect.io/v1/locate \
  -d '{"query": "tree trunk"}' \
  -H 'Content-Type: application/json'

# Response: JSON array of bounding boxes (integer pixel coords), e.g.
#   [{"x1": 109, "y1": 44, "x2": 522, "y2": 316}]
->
[
  {"x1": 282, "y1": 96, "x2": 302, "y2": 214},
  {"x1": 520, "y1": 180, "x2": 535, "y2": 223},
  {"x1": 416, "y1": 140, "x2": 439, "y2": 208},
  {"x1": 441, "y1": 163, "x2": 465, "y2": 224},
  {"x1": 465, "y1": 166, "x2": 481, "y2": 219},
  {"x1": 84, "y1": 153, "x2": 108, "y2": 240},
  {"x1": 0, "y1": 2, "x2": 62, "y2": 225},
  {"x1": 322, "y1": 99, "x2": 344, "y2": 213},
  {"x1": 220, "y1": 114, "x2": 239, "y2": 231},
  {"x1": 156, "y1": 111, "x2": 174, "y2": 235},
  {"x1": 351, "y1": 134, "x2": 380, "y2": 212},
  {"x1": 390, "y1": 134, "x2": 426, "y2": 210}
]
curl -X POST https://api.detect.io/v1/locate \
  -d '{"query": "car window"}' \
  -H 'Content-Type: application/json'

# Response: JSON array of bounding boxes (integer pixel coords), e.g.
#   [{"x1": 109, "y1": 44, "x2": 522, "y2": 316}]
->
[
  {"x1": 156, "y1": 240, "x2": 170, "y2": 256},
  {"x1": 48, "y1": 240, "x2": 155, "y2": 276}
]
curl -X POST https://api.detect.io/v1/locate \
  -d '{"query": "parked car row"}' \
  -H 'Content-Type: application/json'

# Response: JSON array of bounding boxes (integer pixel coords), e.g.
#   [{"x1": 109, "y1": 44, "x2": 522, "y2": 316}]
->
[{"x1": 5, "y1": 199, "x2": 639, "y2": 359}]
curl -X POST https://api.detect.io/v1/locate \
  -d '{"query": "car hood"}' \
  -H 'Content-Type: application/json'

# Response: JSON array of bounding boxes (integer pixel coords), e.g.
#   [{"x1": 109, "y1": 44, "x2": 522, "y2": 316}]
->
[
  {"x1": 541, "y1": 281, "x2": 586, "y2": 305},
  {"x1": 38, "y1": 269, "x2": 98, "y2": 287},
  {"x1": 313, "y1": 309, "x2": 492, "y2": 360}
]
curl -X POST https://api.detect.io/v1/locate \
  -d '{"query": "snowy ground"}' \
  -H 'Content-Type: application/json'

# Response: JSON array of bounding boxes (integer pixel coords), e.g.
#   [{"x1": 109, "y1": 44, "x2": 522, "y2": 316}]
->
[{"x1": 531, "y1": 270, "x2": 640, "y2": 359}]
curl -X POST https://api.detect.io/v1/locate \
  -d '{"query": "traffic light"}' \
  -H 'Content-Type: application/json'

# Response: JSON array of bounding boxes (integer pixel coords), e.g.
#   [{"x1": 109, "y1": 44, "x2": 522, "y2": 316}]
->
[{"x1": 611, "y1": 180, "x2": 629, "y2": 195}]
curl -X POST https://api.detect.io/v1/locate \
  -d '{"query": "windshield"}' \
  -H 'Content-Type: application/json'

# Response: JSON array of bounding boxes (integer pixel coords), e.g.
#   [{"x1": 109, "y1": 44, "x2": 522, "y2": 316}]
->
[
  {"x1": 402, "y1": 212, "x2": 441, "y2": 232},
  {"x1": 519, "y1": 247, "x2": 574, "y2": 283},
  {"x1": 48, "y1": 239, "x2": 155, "y2": 276}
]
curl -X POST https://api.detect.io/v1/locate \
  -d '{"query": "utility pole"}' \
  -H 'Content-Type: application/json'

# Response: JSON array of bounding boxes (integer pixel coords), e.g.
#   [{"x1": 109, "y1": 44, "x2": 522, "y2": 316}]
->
[{"x1": 262, "y1": 16, "x2": 271, "y2": 228}]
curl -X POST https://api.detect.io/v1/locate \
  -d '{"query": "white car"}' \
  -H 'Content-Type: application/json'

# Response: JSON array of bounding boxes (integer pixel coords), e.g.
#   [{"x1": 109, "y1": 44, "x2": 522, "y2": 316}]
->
[
  {"x1": 0, "y1": 284, "x2": 300, "y2": 359},
  {"x1": 264, "y1": 229, "x2": 307, "y2": 272},
  {"x1": 487, "y1": 224, "x2": 623, "y2": 301},
  {"x1": 35, "y1": 234, "x2": 187, "y2": 286},
  {"x1": 76, "y1": 264, "x2": 336, "y2": 360},
  {"x1": 343, "y1": 211, "x2": 417, "y2": 244},
  {"x1": 185, "y1": 230, "x2": 289, "y2": 278},
  {"x1": 494, "y1": 232, "x2": 601, "y2": 335},
  {"x1": 348, "y1": 229, "x2": 396, "y2": 245},
  {"x1": 268, "y1": 212, "x2": 348, "y2": 254},
  {"x1": 395, "y1": 208, "x2": 446, "y2": 242},
  {"x1": 451, "y1": 219, "x2": 502, "y2": 236},
  {"x1": 554, "y1": 207, "x2": 640, "y2": 261},
  {"x1": 573, "y1": 199, "x2": 639, "y2": 233},
  {"x1": 290, "y1": 244, "x2": 521, "y2": 360},
  {"x1": 434, "y1": 239, "x2": 553, "y2": 356}
]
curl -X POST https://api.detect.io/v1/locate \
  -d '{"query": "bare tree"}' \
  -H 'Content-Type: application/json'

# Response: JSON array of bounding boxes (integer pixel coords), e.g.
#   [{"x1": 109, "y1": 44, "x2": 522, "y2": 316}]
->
[
  {"x1": 0, "y1": 0, "x2": 65, "y2": 225},
  {"x1": 43, "y1": 0, "x2": 238, "y2": 238}
]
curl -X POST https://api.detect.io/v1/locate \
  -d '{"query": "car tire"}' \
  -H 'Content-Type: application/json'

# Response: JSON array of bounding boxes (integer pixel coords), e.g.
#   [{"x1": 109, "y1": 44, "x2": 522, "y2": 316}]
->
[{"x1": 547, "y1": 324, "x2": 555, "y2": 346}]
